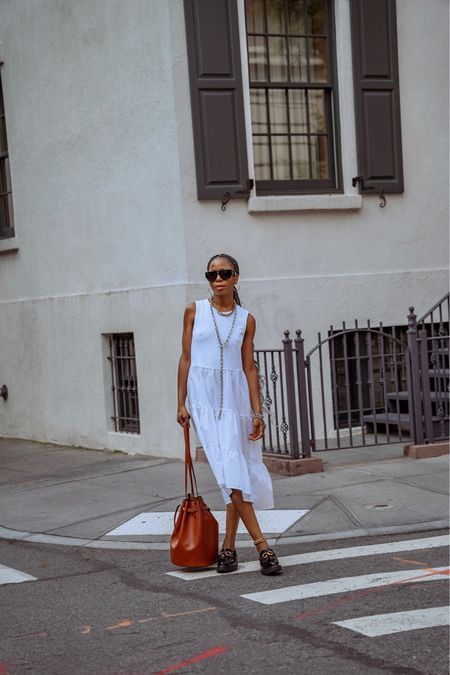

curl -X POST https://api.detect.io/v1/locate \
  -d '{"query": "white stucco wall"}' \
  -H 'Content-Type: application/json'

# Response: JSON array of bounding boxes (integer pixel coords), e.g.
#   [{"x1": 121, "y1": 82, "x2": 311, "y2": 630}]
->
[
  {"x1": 0, "y1": 0, "x2": 448, "y2": 458},
  {"x1": 0, "y1": 0, "x2": 190, "y2": 457}
]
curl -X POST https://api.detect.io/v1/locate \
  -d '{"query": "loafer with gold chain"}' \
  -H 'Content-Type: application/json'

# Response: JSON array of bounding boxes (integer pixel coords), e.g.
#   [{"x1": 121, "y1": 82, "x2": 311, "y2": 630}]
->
[
  {"x1": 217, "y1": 548, "x2": 238, "y2": 573},
  {"x1": 259, "y1": 547, "x2": 282, "y2": 575}
]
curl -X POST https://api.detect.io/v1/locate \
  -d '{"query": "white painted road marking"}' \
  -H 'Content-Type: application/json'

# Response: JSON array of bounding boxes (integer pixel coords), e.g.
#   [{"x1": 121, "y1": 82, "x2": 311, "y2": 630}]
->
[
  {"x1": 0, "y1": 563, "x2": 37, "y2": 585},
  {"x1": 167, "y1": 535, "x2": 449, "y2": 580},
  {"x1": 333, "y1": 606, "x2": 450, "y2": 637},
  {"x1": 106, "y1": 509, "x2": 308, "y2": 537},
  {"x1": 241, "y1": 567, "x2": 449, "y2": 605}
]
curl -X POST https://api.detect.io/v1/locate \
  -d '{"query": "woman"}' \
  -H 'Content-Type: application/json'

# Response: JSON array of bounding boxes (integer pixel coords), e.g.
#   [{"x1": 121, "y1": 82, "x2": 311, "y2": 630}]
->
[{"x1": 177, "y1": 253, "x2": 282, "y2": 575}]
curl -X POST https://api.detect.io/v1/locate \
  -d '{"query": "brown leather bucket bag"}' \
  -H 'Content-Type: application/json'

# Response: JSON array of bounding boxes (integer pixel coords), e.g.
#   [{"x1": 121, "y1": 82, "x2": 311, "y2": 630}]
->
[{"x1": 170, "y1": 426, "x2": 219, "y2": 568}]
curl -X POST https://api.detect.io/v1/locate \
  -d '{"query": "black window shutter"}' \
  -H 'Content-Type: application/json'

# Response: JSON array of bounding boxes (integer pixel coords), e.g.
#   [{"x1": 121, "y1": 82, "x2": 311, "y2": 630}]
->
[
  {"x1": 184, "y1": 0, "x2": 249, "y2": 200},
  {"x1": 350, "y1": 0, "x2": 404, "y2": 194}
]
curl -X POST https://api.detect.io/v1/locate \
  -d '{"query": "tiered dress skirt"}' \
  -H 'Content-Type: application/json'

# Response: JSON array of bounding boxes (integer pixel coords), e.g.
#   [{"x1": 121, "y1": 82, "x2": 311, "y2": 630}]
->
[{"x1": 187, "y1": 300, "x2": 274, "y2": 509}]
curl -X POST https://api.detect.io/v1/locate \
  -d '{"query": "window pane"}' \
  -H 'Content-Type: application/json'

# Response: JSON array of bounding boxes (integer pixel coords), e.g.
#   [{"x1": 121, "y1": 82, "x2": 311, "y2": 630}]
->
[
  {"x1": 289, "y1": 89, "x2": 307, "y2": 133},
  {"x1": 253, "y1": 136, "x2": 271, "y2": 179},
  {"x1": 268, "y1": 89, "x2": 288, "y2": 133},
  {"x1": 266, "y1": 0, "x2": 286, "y2": 34},
  {"x1": 306, "y1": 0, "x2": 326, "y2": 34},
  {"x1": 0, "y1": 195, "x2": 9, "y2": 235},
  {"x1": 287, "y1": 0, "x2": 305, "y2": 34},
  {"x1": 268, "y1": 36, "x2": 287, "y2": 81},
  {"x1": 0, "y1": 116, "x2": 7, "y2": 154},
  {"x1": 247, "y1": 0, "x2": 336, "y2": 189},
  {"x1": 308, "y1": 89, "x2": 326, "y2": 132},
  {"x1": 310, "y1": 134, "x2": 329, "y2": 178},
  {"x1": 0, "y1": 162, "x2": 9, "y2": 232},
  {"x1": 271, "y1": 135, "x2": 290, "y2": 179},
  {"x1": 248, "y1": 35, "x2": 268, "y2": 81},
  {"x1": 309, "y1": 37, "x2": 328, "y2": 81},
  {"x1": 0, "y1": 159, "x2": 7, "y2": 195},
  {"x1": 250, "y1": 89, "x2": 268, "y2": 133},
  {"x1": 292, "y1": 136, "x2": 310, "y2": 178},
  {"x1": 246, "y1": 0, "x2": 265, "y2": 33},
  {"x1": 289, "y1": 37, "x2": 307, "y2": 81}
]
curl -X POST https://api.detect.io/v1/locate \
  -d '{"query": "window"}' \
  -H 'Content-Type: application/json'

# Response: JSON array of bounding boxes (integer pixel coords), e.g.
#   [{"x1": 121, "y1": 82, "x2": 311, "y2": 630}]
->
[
  {"x1": 108, "y1": 334, "x2": 141, "y2": 434},
  {"x1": 245, "y1": 0, "x2": 340, "y2": 194},
  {"x1": 0, "y1": 70, "x2": 14, "y2": 239},
  {"x1": 183, "y1": 0, "x2": 403, "y2": 202}
]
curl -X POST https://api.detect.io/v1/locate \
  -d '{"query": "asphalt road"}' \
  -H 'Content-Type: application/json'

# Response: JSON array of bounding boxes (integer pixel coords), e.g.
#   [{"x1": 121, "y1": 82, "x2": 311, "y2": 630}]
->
[{"x1": 0, "y1": 530, "x2": 448, "y2": 675}]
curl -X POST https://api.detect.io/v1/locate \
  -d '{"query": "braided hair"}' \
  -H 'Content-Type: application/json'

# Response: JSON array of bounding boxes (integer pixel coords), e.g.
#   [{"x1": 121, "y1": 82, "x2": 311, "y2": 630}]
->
[{"x1": 207, "y1": 253, "x2": 241, "y2": 306}]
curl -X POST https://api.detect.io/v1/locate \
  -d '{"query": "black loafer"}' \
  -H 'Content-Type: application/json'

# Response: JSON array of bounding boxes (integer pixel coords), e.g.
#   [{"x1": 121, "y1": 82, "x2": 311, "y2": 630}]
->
[
  {"x1": 217, "y1": 548, "x2": 238, "y2": 573},
  {"x1": 259, "y1": 547, "x2": 282, "y2": 575}
]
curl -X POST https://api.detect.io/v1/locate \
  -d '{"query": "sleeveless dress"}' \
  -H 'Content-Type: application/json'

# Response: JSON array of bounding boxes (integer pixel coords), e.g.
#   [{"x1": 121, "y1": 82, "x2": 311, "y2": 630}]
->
[{"x1": 187, "y1": 299, "x2": 274, "y2": 509}]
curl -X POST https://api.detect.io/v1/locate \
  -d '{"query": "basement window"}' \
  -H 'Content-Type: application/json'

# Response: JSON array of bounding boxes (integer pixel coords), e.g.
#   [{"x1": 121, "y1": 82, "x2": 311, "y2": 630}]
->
[{"x1": 107, "y1": 333, "x2": 140, "y2": 434}]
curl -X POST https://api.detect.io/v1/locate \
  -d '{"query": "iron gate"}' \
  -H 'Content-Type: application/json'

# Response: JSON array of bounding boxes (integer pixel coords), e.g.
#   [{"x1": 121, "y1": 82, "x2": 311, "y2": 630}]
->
[
  {"x1": 255, "y1": 294, "x2": 449, "y2": 457},
  {"x1": 305, "y1": 323, "x2": 410, "y2": 451},
  {"x1": 408, "y1": 295, "x2": 449, "y2": 444}
]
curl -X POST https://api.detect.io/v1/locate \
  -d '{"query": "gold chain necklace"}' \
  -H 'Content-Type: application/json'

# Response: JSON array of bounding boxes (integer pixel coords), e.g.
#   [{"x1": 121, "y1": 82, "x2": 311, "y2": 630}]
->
[{"x1": 209, "y1": 298, "x2": 236, "y2": 316}]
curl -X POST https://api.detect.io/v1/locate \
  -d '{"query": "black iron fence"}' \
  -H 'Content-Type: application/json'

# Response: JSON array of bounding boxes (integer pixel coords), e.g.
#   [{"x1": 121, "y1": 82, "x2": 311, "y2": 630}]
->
[
  {"x1": 256, "y1": 293, "x2": 449, "y2": 457},
  {"x1": 255, "y1": 330, "x2": 309, "y2": 458},
  {"x1": 407, "y1": 295, "x2": 449, "y2": 445}
]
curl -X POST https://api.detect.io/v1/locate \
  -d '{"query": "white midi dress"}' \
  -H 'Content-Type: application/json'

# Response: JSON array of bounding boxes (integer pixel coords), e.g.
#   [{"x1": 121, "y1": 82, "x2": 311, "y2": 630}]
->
[{"x1": 187, "y1": 299, "x2": 274, "y2": 509}]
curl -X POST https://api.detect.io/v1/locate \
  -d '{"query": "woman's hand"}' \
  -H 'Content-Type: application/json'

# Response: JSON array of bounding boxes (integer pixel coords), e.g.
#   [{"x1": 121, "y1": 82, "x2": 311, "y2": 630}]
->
[
  {"x1": 248, "y1": 416, "x2": 265, "y2": 441},
  {"x1": 177, "y1": 405, "x2": 190, "y2": 428}
]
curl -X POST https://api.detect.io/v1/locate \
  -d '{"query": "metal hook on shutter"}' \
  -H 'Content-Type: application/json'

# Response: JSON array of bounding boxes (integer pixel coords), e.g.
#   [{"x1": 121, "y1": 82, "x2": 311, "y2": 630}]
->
[
  {"x1": 220, "y1": 192, "x2": 231, "y2": 211},
  {"x1": 352, "y1": 176, "x2": 387, "y2": 208},
  {"x1": 220, "y1": 181, "x2": 254, "y2": 211}
]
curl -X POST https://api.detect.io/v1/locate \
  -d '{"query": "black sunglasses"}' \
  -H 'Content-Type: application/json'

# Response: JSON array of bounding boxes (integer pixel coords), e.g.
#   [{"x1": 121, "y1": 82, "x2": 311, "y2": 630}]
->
[{"x1": 205, "y1": 269, "x2": 236, "y2": 282}]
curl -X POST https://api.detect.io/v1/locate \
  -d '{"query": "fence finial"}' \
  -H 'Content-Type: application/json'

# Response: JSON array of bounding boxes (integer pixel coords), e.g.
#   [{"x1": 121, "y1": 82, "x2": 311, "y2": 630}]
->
[{"x1": 408, "y1": 306, "x2": 417, "y2": 329}]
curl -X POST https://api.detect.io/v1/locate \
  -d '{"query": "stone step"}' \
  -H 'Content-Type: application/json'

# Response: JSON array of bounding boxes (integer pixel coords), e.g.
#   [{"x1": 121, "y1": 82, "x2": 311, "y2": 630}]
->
[
  {"x1": 386, "y1": 391, "x2": 449, "y2": 401},
  {"x1": 362, "y1": 412, "x2": 412, "y2": 431},
  {"x1": 428, "y1": 368, "x2": 449, "y2": 377}
]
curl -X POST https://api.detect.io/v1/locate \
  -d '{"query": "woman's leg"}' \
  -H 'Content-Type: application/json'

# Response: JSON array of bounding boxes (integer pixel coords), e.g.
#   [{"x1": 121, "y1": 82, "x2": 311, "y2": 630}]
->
[
  {"x1": 229, "y1": 489, "x2": 268, "y2": 552},
  {"x1": 222, "y1": 502, "x2": 240, "y2": 550}
]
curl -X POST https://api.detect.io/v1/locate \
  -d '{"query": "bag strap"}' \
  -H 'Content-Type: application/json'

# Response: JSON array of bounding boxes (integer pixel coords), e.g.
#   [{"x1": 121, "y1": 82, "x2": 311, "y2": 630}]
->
[{"x1": 184, "y1": 425, "x2": 199, "y2": 498}]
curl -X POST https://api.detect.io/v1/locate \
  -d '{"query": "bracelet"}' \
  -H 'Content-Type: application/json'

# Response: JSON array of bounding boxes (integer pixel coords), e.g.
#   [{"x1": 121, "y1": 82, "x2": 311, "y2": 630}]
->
[{"x1": 251, "y1": 412, "x2": 264, "y2": 420}]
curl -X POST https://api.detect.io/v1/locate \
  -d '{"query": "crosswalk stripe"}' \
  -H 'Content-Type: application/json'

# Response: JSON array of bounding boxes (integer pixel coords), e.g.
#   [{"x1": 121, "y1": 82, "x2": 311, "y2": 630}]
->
[
  {"x1": 0, "y1": 563, "x2": 37, "y2": 585},
  {"x1": 333, "y1": 606, "x2": 450, "y2": 637},
  {"x1": 167, "y1": 535, "x2": 449, "y2": 581},
  {"x1": 240, "y1": 567, "x2": 449, "y2": 605}
]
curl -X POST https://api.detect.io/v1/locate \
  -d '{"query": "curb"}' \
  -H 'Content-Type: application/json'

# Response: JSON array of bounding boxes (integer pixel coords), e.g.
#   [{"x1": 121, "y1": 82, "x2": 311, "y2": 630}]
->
[{"x1": 1, "y1": 520, "x2": 448, "y2": 551}]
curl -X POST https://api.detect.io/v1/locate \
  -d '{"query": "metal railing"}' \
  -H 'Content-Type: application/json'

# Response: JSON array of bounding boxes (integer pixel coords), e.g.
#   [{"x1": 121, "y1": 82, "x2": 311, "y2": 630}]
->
[
  {"x1": 407, "y1": 299, "x2": 449, "y2": 445},
  {"x1": 256, "y1": 294, "x2": 449, "y2": 457}
]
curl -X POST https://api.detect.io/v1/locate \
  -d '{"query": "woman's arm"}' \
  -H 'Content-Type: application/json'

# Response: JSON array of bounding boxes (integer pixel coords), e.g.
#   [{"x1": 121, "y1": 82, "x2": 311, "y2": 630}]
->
[
  {"x1": 242, "y1": 314, "x2": 265, "y2": 441},
  {"x1": 177, "y1": 303, "x2": 195, "y2": 427}
]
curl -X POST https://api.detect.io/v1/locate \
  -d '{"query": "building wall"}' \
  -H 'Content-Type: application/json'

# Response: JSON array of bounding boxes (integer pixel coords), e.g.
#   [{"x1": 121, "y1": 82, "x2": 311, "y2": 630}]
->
[
  {"x1": 0, "y1": 0, "x2": 448, "y2": 458},
  {"x1": 170, "y1": 0, "x2": 449, "y2": 344},
  {"x1": 0, "y1": 0, "x2": 190, "y2": 457}
]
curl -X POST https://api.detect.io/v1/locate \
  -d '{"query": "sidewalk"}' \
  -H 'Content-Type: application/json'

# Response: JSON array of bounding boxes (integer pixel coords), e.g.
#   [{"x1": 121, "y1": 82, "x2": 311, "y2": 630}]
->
[{"x1": 0, "y1": 437, "x2": 448, "y2": 550}]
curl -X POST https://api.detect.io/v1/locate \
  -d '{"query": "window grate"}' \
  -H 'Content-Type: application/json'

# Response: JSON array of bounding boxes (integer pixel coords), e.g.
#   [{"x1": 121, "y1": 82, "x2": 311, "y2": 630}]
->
[
  {"x1": 108, "y1": 334, "x2": 140, "y2": 434},
  {"x1": 245, "y1": 0, "x2": 339, "y2": 194},
  {"x1": 0, "y1": 70, "x2": 14, "y2": 240}
]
